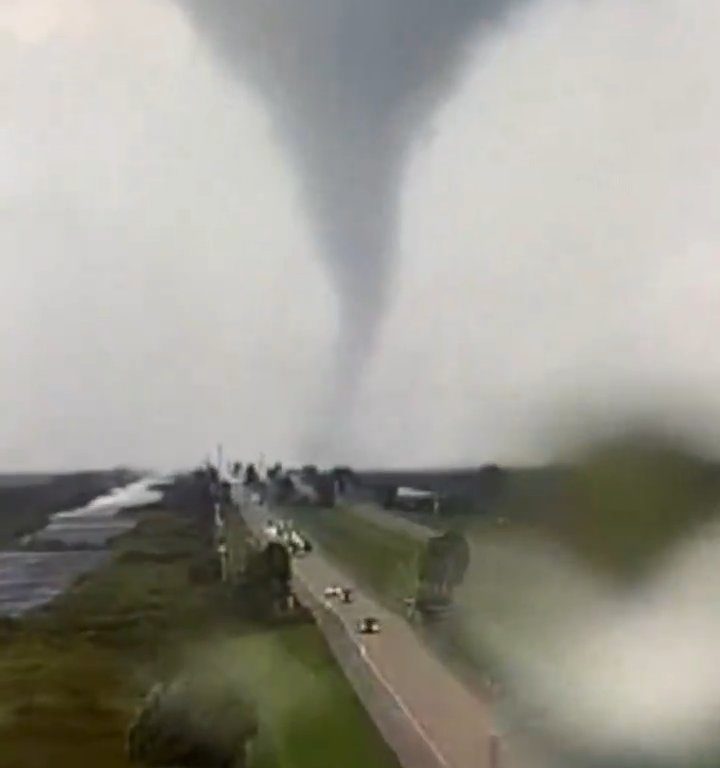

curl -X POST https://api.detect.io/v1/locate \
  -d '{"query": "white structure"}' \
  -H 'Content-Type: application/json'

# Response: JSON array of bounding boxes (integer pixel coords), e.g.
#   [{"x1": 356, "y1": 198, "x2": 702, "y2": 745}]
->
[{"x1": 394, "y1": 486, "x2": 440, "y2": 514}]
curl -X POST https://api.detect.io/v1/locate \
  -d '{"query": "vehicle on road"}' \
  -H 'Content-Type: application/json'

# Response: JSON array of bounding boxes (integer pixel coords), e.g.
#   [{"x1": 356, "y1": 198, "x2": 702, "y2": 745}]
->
[
  {"x1": 340, "y1": 588, "x2": 354, "y2": 604},
  {"x1": 288, "y1": 530, "x2": 311, "y2": 556},
  {"x1": 357, "y1": 617, "x2": 381, "y2": 634},
  {"x1": 323, "y1": 585, "x2": 352, "y2": 601}
]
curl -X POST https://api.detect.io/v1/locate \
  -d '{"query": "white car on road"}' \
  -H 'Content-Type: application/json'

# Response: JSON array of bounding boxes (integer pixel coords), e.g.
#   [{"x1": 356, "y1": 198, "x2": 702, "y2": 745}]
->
[{"x1": 357, "y1": 617, "x2": 381, "y2": 634}]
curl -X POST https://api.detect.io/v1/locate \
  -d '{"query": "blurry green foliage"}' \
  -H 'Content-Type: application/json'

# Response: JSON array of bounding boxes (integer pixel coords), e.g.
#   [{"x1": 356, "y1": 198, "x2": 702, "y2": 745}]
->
[{"x1": 545, "y1": 432, "x2": 720, "y2": 581}]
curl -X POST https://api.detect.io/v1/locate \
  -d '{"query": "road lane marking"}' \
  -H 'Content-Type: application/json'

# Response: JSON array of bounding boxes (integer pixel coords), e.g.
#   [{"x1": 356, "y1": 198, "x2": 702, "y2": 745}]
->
[
  {"x1": 295, "y1": 556, "x2": 452, "y2": 768},
  {"x1": 355, "y1": 640, "x2": 452, "y2": 768},
  {"x1": 238, "y1": 499, "x2": 499, "y2": 768}
]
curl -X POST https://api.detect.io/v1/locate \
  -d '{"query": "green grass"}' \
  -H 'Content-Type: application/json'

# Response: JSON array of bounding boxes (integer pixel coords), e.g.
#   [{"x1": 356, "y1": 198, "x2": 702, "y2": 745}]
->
[
  {"x1": 0, "y1": 511, "x2": 401, "y2": 768},
  {"x1": 289, "y1": 506, "x2": 425, "y2": 609},
  {"x1": 284, "y1": 507, "x2": 508, "y2": 703},
  {"x1": 213, "y1": 627, "x2": 399, "y2": 768}
]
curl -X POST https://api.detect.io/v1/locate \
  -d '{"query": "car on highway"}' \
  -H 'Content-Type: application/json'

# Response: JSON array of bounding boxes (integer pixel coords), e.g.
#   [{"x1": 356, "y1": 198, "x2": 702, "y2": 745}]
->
[
  {"x1": 357, "y1": 617, "x2": 381, "y2": 634},
  {"x1": 323, "y1": 585, "x2": 352, "y2": 601},
  {"x1": 288, "y1": 530, "x2": 312, "y2": 556},
  {"x1": 340, "y1": 588, "x2": 354, "y2": 604}
]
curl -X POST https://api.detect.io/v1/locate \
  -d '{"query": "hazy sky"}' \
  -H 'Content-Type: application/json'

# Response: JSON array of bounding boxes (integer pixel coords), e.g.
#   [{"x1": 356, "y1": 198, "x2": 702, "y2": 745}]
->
[{"x1": 2, "y1": 0, "x2": 720, "y2": 471}]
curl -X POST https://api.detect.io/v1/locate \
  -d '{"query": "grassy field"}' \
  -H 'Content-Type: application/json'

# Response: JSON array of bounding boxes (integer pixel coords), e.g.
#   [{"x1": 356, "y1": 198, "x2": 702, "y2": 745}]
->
[
  {"x1": 288, "y1": 506, "x2": 425, "y2": 609},
  {"x1": 284, "y1": 506, "x2": 510, "y2": 696},
  {"x1": 0, "y1": 510, "x2": 400, "y2": 768},
  {"x1": 222, "y1": 627, "x2": 400, "y2": 768}
]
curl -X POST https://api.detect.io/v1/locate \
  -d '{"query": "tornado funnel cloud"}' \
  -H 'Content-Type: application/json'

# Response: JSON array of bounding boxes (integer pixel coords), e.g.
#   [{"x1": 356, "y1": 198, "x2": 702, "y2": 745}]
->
[
  {"x1": 298, "y1": 130, "x2": 401, "y2": 369},
  {"x1": 175, "y1": 0, "x2": 524, "y2": 451}
]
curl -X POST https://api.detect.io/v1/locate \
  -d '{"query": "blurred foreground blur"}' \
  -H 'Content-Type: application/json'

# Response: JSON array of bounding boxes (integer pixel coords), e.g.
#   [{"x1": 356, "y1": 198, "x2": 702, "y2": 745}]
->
[{"x1": 453, "y1": 429, "x2": 720, "y2": 766}]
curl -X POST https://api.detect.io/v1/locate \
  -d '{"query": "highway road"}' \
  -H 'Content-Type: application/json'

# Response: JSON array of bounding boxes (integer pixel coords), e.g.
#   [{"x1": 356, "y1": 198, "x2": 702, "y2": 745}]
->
[{"x1": 230, "y1": 485, "x2": 511, "y2": 768}]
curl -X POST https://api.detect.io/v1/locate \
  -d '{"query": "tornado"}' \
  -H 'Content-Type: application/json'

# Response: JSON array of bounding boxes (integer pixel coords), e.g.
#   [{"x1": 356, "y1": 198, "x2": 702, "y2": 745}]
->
[{"x1": 175, "y1": 0, "x2": 523, "y2": 455}]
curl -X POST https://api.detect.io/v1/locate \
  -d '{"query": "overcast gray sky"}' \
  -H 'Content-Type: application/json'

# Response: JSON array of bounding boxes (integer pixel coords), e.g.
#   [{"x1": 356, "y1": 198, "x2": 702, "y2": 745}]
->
[{"x1": 2, "y1": 0, "x2": 720, "y2": 471}]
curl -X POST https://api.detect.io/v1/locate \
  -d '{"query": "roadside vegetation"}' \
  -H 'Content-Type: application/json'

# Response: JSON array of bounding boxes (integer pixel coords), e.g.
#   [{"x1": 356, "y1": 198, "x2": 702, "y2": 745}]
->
[
  {"x1": 299, "y1": 436, "x2": 720, "y2": 767},
  {"x1": 288, "y1": 506, "x2": 425, "y2": 609},
  {"x1": 285, "y1": 504, "x2": 500, "y2": 700},
  {"x1": 0, "y1": 503, "x2": 400, "y2": 768}
]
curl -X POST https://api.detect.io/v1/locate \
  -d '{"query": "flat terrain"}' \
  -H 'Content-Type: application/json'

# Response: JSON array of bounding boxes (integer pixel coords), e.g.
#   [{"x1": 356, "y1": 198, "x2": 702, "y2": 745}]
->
[
  {"x1": 281, "y1": 503, "x2": 515, "y2": 732},
  {"x1": 287, "y1": 505, "x2": 426, "y2": 612},
  {"x1": 240, "y1": 499, "x2": 503, "y2": 768},
  {"x1": 0, "y1": 471, "x2": 133, "y2": 547},
  {"x1": 0, "y1": 509, "x2": 401, "y2": 768},
  {"x1": 0, "y1": 474, "x2": 55, "y2": 488}
]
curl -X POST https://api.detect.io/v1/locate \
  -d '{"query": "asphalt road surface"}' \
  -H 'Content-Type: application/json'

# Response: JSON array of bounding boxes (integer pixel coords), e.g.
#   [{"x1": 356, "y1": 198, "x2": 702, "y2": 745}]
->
[{"x1": 231, "y1": 486, "x2": 509, "y2": 768}]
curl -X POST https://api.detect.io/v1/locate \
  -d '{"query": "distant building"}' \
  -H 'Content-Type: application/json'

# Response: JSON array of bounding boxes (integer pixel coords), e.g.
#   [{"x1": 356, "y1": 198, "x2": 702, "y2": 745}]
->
[{"x1": 387, "y1": 486, "x2": 440, "y2": 514}]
